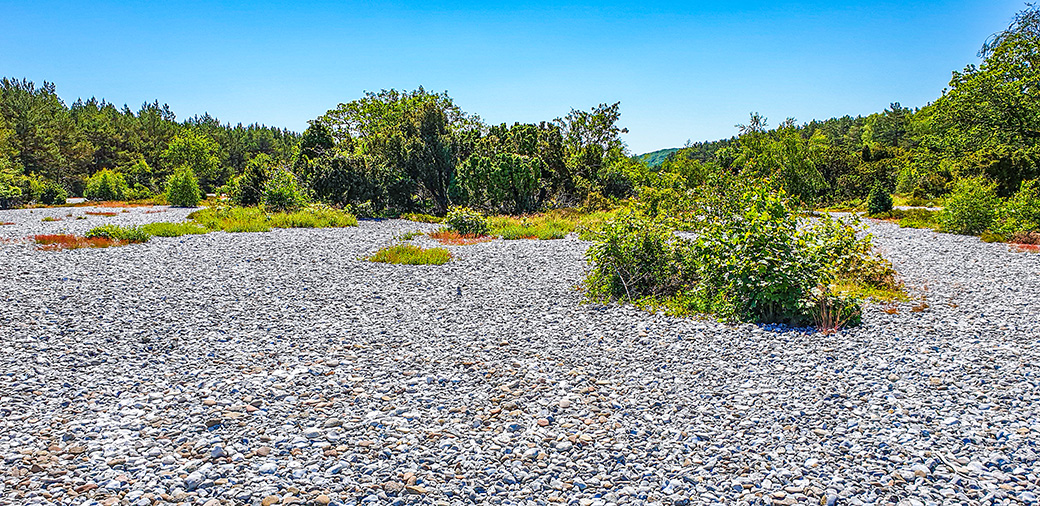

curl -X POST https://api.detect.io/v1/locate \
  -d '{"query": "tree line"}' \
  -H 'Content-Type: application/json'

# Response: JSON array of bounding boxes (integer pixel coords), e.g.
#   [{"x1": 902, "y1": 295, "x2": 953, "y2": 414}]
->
[{"x1": 2, "y1": 4, "x2": 1039, "y2": 215}]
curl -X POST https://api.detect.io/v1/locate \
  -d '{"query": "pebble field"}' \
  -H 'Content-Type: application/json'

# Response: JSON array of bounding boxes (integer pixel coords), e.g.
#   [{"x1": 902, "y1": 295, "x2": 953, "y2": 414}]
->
[{"x1": 1, "y1": 205, "x2": 1039, "y2": 506}]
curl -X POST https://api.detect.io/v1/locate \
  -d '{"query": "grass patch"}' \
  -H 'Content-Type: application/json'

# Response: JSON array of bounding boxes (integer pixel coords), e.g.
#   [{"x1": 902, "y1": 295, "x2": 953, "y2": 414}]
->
[
  {"x1": 367, "y1": 244, "x2": 451, "y2": 265},
  {"x1": 830, "y1": 281, "x2": 910, "y2": 303},
  {"x1": 892, "y1": 194, "x2": 941, "y2": 208},
  {"x1": 140, "y1": 222, "x2": 209, "y2": 237},
  {"x1": 86, "y1": 224, "x2": 150, "y2": 243},
  {"x1": 33, "y1": 234, "x2": 124, "y2": 250},
  {"x1": 482, "y1": 208, "x2": 618, "y2": 241},
  {"x1": 396, "y1": 230, "x2": 423, "y2": 241},
  {"x1": 0, "y1": 221, "x2": 13, "y2": 226},
  {"x1": 428, "y1": 229, "x2": 495, "y2": 245},
  {"x1": 41, "y1": 216, "x2": 61, "y2": 222},
  {"x1": 872, "y1": 208, "x2": 940, "y2": 230},
  {"x1": 187, "y1": 205, "x2": 357, "y2": 233},
  {"x1": 401, "y1": 213, "x2": 443, "y2": 223}
]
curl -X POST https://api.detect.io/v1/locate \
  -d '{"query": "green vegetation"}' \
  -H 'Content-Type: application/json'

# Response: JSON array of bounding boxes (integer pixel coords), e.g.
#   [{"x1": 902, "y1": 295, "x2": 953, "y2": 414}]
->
[
  {"x1": 165, "y1": 167, "x2": 202, "y2": 207},
  {"x1": 139, "y1": 222, "x2": 209, "y2": 237},
  {"x1": 937, "y1": 176, "x2": 1002, "y2": 235},
  {"x1": 444, "y1": 207, "x2": 489, "y2": 235},
  {"x1": 866, "y1": 184, "x2": 893, "y2": 216},
  {"x1": 84, "y1": 169, "x2": 129, "y2": 201},
  {"x1": 583, "y1": 171, "x2": 901, "y2": 329},
  {"x1": 638, "y1": 148, "x2": 680, "y2": 167},
  {"x1": 367, "y1": 244, "x2": 451, "y2": 265},
  {"x1": 262, "y1": 168, "x2": 309, "y2": 212},
  {"x1": 85, "y1": 224, "x2": 150, "y2": 243},
  {"x1": 186, "y1": 205, "x2": 357, "y2": 233}
]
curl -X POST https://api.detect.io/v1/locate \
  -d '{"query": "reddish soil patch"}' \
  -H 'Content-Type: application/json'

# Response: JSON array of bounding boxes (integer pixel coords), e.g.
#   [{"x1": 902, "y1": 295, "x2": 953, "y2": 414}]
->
[
  {"x1": 32, "y1": 234, "x2": 124, "y2": 250},
  {"x1": 1011, "y1": 243, "x2": 1040, "y2": 253},
  {"x1": 84, "y1": 211, "x2": 118, "y2": 216},
  {"x1": 428, "y1": 230, "x2": 494, "y2": 245}
]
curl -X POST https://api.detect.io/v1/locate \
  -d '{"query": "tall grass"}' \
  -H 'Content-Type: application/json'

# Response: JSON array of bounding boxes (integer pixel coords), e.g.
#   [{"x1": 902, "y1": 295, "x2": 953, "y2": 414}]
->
[
  {"x1": 367, "y1": 244, "x2": 451, "y2": 265},
  {"x1": 187, "y1": 205, "x2": 358, "y2": 232},
  {"x1": 140, "y1": 222, "x2": 209, "y2": 237}
]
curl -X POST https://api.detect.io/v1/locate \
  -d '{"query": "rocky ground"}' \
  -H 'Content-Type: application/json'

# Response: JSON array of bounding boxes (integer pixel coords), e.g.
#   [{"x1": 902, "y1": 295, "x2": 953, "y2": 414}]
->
[{"x1": 1, "y1": 206, "x2": 1038, "y2": 506}]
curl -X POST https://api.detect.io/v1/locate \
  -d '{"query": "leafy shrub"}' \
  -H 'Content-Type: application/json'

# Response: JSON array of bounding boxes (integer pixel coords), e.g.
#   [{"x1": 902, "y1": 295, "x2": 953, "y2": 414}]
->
[
  {"x1": 445, "y1": 206, "x2": 489, "y2": 235},
  {"x1": 234, "y1": 154, "x2": 271, "y2": 206},
  {"x1": 584, "y1": 210, "x2": 690, "y2": 302},
  {"x1": 866, "y1": 184, "x2": 893, "y2": 216},
  {"x1": 39, "y1": 183, "x2": 67, "y2": 205},
  {"x1": 166, "y1": 167, "x2": 202, "y2": 207},
  {"x1": 262, "y1": 169, "x2": 309, "y2": 212},
  {"x1": 85, "y1": 224, "x2": 150, "y2": 243},
  {"x1": 140, "y1": 222, "x2": 208, "y2": 237},
  {"x1": 367, "y1": 244, "x2": 451, "y2": 265},
  {"x1": 993, "y1": 179, "x2": 1040, "y2": 238},
  {"x1": 938, "y1": 176, "x2": 1002, "y2": 235},
  {"x1": 85, "y1": 169, "x2": 129, "y2": 201}
]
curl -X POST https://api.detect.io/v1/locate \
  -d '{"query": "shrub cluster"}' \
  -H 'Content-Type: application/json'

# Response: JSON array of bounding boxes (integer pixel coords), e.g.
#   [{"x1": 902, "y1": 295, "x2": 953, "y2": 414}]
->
[
  {"x1": 84, "y1": 169, "x2": 129, "y2": 201},
  {"x1": 165, "y1": 167, "x2": 202, "y2": 207},
  {"x1": 866, "y1": 184, "x2": 893, "y2": 216},
  {"x1": 262, "y1": 169, "x2": 309, "y2": 212},
  {"x1": 445, "y1": 207, "x2": 489, "y2": 236},
  {"x1": 584, "y1": 180, "x2": 899, "y2": 328}
]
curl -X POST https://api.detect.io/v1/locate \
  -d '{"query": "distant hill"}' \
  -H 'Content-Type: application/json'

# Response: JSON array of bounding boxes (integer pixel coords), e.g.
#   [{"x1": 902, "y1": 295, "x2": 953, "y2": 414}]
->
[{"x1": 638, "y1": 148, "x2": 680, "y2": 167}]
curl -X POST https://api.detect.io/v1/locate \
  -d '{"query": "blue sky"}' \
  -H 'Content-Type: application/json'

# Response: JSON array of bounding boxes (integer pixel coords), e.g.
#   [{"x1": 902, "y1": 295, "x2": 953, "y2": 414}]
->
[{"x1": 0, "y1": 0, "x2": 1024, "y2": 153}]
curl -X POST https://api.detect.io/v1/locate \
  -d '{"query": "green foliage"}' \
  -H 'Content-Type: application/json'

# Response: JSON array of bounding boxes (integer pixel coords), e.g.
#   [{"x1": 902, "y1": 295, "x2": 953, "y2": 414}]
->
[
  {"x1": 401, "y1": 212, "x2": 442, "y2": 223},
  {"x1": 85, "y1": 224, "x2": 150, "y2": 243},
  {"x1": 994, "y1": 179, "x2": 1040, "y2": 236},
  {"x1": 165, "y1": 167, "x2": 202, "y2": 207},
  {"x1": 139, "y1": 222, "x2": 208, "y2": 237},
  {"x1": 938, "y1": 176, "x2": 1003, "y2": 235},
  {"x1": 444, "y1": 206, "x2": 489, "y2": 235},
  {"x1": 161, "y1": 131, "x2": 225, "y2": 192},
  {"x1": 866, "y1": 184, "x2": 893, "y2": 216},
  {"x1": 85, "y1": 169, "x2": 129, "y2": 201},
  {"x1": 262, "y1": 168, "x2": 309, "y2": 212},
  {"x1": 584, "y1": 178, "x2": 899, "y2": 326},
  {"x1": 584, "y1": 210, "x2": 689, "y2": 302},
  {"x1": 39, "y1": 182, "x2": 67, "y2": 205},
  {"x1": 488, "y1": 214, "x2": 572, "y2": 240},
  {"x1": 234, "y1": 153, "x2": 272, "y2": 206},
  {"x1": 186, "y1": 205, "x2": 357, "y2": 233},
  {"x1": 367, "y1": 244, "x2": 451, "y2": 265},
  {"x1": 638, "y1": 148, "x2": 680, "y2": 167}
]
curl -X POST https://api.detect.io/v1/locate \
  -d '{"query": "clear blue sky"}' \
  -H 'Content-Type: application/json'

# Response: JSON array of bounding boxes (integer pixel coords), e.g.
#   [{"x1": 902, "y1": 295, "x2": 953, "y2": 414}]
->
[{"x1": 0, "y1": 0, "x2": 1024, "y2": 154}]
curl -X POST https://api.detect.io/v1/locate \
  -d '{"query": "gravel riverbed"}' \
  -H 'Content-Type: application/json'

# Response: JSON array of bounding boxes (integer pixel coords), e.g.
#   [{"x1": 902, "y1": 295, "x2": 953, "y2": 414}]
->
[{"x1": 1, "y1": 206, "x2": 1038, "y2": 506}]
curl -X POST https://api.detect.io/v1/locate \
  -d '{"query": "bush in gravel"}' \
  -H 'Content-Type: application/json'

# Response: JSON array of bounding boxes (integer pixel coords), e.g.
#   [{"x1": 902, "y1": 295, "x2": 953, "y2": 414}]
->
[
  {"x1": 367, "y1": 244, "x2": 451, "y2": 265},
  {"x1": 938, "y1": 176, "x2": 1002, "y2": 235},
  {"x1": 262, "y1": 168, "x2": 309, "y2": 212},
  {"x1": 445, "y1": 206, "x2": 489, "y2": 236},
  {"x1": 993, "y1": 179, "x2": 1040, "y2": 239},
  {"x1": 85, "y1": 169, "x2": 129, "y2": 201},
  {"x1": 584, "y1": 209, "x2": 690, "y2": 303},
  {"x1": 165, "y1": 167, "x2": 203, "y2": 207},
  {"x1": 585, "y1": 180, "x2": 899, "y2": 327},
  {"x1": 866, "y1": 183, "x2": 893, "y2": 216},
  {"x1": 85, "y1": 224, "x2": 150, "y2": 243}
]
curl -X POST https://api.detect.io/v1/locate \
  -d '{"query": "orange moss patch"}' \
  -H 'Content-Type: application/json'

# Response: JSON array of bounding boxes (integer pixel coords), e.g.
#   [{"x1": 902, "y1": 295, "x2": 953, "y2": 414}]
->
[
  {"x1": 85, "y1": 211, "x2": 118, "y2": 216},
  {"x1": 0, "y1": 222, "x2": 13, "y2": 225},
  {"x1": 32, "y1": 234, "x2": 124, "y2": 250},
  {"x1": 143, "y1": 209, "x2": 166, "y2": 214},
  {"x1": 1012, "y1": 243, "x2": 1040, "y2": 253},
  {"x1": 428, "y1": 229, "x2": 494, "y2": 245}
]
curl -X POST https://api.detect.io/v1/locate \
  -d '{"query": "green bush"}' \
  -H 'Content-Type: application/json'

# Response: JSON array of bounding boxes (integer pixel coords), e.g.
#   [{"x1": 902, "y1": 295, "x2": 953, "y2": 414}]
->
[
  {"x1": 938, "y1": 176, "x2": 1002, "y2": 235},
  {"x1": 234, "y1": 154, "x2": 271, "y2": 206},
  {"x1": 39, "y1": 183, "x2": 67, "y2": 205},
  {"x1": 445, "y1": 206, "x2": 489, "y2": 235},
  {"x1": 584, "y1": 210, "x2": 689, "y2": 302},
  {"x1": 85, "y1": 224, "x2": 150, "y2": 243},
  {"x1": 84, "y1": 169, "x2": 129, "y2": 201},
  {"x1": 262, "y1": 169, "x2": 309, "y2": 212},
  {"x1": 166, "y1": 167, "x2": 202, "y2": 207},
  {"x1": 866, "y1": 184, "x2": 893, "y2": 216},
  {"x1": 993, "y1": 179, "x2": 1040, "y2": 238}
]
